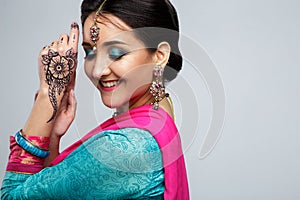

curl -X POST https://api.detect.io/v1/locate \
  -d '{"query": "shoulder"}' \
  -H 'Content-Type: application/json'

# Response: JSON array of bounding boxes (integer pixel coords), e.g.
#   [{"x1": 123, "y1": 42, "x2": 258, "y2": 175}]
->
[
  {"x1": 79, "y1": 128, "x2": 163, "y2": 173},
  {"x1": 91, "y1": 127, "x2": 160, "y2": 152}
]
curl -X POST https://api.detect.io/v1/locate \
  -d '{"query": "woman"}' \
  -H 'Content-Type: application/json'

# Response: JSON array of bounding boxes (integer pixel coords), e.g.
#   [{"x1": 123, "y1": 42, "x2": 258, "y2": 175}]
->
[{"x1": 1, "y1": 0, "x2": 189, "y2": 199}]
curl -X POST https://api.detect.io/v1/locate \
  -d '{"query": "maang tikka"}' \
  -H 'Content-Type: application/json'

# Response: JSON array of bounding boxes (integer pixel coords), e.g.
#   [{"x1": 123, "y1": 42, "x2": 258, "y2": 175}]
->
[
  {"x1": 90, "y1": 0, "x2": 108, "y2": 51},
  {"x1": 150, "y1": 65, "x2": 169, "y2": 110}
]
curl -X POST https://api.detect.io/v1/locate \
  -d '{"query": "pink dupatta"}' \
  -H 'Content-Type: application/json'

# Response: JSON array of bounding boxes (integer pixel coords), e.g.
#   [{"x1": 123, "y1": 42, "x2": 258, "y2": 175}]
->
[{"x1": 50, "y1": 105, "x2": 189, "y2": 199}]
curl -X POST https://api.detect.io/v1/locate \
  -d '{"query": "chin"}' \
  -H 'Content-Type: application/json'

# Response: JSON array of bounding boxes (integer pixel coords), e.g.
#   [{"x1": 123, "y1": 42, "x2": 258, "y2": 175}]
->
[
  {"x1": 101, "y1": 96, "x2": 126, "y2": 109},
  {"x1": 101, "y1": 98, "x2": 116, "y2": 109}
]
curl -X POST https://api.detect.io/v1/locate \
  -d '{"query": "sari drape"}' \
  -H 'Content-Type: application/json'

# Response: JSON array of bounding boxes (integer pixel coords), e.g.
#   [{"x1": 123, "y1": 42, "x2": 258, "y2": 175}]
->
[{"x1": 51, "y1": 105, "x2": 189, "y2": 200}]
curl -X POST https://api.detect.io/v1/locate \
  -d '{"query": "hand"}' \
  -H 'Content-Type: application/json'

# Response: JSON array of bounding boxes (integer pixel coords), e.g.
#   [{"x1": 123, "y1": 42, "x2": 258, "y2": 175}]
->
[
  {"x1": 42, "y1": 89, "x2": 77, "y2": 167},
  {"x1": 51, "y1": 89, "x2": 77, "y2": 138},
  {"x1": 38, "y1": 22, "x2": 79, "y2": 122}
]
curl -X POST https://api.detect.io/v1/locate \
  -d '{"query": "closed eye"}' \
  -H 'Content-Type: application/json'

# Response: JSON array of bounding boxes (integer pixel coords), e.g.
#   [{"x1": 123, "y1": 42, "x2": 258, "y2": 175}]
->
[
  {"x1": 84, "y1": 48, "x2": 96, "y2": 60},
  {"x1": 82, "y1": 42, "x2": 96, "y2": 60},
  {"x1": 108, "y1": 47, "x2": 127, "y2": 61}
]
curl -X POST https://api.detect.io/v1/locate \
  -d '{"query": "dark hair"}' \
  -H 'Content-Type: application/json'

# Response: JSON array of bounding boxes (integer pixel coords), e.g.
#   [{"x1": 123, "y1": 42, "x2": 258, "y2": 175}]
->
[{"x1": 81, "y1": 0, "x2": 182, "y2": 82}]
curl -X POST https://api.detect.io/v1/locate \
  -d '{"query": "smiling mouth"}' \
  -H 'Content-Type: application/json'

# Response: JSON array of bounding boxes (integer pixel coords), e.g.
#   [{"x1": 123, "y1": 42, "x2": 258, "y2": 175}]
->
[
  {"x1": 98, "y1": 80, "x2": 122, "y2": 89},
  {"x1": 101, "y1": 80, "x2": 118, "y2": 88}
]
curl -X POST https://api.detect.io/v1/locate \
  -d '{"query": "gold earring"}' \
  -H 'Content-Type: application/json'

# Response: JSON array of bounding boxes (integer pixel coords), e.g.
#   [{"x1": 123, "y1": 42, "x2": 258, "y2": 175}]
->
[{"x1": 150, "y1": 65, "x2": 169, "y2": 110}]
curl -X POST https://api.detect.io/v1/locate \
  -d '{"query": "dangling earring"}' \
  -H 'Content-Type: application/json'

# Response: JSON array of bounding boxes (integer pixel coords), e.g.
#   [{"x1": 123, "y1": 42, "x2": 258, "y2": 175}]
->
[{"x1": 150, "y1": 65, "x2": 169, "y2": 110}]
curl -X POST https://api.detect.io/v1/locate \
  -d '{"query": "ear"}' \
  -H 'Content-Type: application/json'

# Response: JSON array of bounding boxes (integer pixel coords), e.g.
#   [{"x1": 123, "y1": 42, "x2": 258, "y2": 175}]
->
[{"x1": 154, "y1": 42, "x2": 171, "y2": 67}]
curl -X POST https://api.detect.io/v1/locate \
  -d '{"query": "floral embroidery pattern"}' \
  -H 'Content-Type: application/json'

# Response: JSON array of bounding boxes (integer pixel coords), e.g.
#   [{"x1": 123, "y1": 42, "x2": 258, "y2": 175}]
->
[{"x1": 3, "y1": 128, "x2": 164, "y2": 199}]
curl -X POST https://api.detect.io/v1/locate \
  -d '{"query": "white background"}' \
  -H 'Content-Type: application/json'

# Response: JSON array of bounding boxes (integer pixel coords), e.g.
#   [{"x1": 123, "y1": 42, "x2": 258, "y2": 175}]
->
[{"x1": 0, "y1": 0, "x2": 300, "y2": 199}]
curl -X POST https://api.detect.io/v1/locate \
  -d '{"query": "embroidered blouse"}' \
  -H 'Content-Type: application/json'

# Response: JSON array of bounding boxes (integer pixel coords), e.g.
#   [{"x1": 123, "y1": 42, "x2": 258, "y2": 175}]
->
[{"x1": 1, "y1": 128, "x2": 164, "y2": 199}]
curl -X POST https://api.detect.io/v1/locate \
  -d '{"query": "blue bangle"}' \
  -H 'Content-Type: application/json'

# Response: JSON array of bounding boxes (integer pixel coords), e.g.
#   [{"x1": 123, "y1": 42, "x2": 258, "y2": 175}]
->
[{"x1": 14, "y1": 131, "x2": 50, "y2": 158}]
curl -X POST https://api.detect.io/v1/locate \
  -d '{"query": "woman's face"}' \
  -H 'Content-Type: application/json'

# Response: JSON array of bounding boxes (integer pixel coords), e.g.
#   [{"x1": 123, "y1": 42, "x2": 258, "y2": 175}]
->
[{"x1": 82, "y1": 14, "x2": 155, "y2": 109}]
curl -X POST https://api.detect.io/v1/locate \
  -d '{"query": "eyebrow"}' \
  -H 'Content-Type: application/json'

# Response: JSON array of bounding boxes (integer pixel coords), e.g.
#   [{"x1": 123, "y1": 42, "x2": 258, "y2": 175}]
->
[
  {"x1": 102, "y1": 40, "x2": 128, "y2": 47},
  {"x1": 81, "y1": 40, "x2": 128, "y2": 48}
]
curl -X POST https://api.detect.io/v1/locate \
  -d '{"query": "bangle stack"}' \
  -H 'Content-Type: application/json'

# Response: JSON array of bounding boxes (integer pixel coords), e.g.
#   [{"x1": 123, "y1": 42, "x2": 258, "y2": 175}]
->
[{"x1": 14, "y1": 130, "x2": 50, "y2": 158}]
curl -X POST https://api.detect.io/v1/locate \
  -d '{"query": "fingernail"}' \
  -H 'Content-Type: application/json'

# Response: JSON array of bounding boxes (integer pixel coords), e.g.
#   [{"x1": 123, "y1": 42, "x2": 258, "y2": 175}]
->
[{"x1": 71, "y1": 22, "x2": 79, "y2": 29}]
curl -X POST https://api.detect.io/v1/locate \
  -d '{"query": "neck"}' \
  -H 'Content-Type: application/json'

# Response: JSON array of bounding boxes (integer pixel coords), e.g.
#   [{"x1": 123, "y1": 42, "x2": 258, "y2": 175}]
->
[
  {"x1": 114, "y1": 90, "x2": 174, "y2": 120},
  {"x1": 116, "y1": 89, "x2": 154, "y2": 114}
]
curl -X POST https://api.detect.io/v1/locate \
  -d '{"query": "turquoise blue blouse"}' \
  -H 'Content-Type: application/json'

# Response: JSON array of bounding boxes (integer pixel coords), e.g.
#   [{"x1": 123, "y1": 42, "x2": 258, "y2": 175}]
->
[{"x1": 1, "y1": 128, "x2": 164, "y2": 199}]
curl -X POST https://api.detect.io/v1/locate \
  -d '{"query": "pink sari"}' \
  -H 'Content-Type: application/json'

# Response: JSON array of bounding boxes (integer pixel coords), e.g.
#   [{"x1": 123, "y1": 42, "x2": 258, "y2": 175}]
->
[{"x1": 51, "y1": 105, "x2": 189, "y2": 199}]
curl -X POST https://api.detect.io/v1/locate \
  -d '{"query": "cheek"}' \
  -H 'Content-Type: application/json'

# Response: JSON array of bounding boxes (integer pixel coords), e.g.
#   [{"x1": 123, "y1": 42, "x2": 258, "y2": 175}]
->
[
  {"x1": 125, "y1": 64, "x2": 153, "y2": 89},
  {"x1": 119, "y1": 53, "x2": 154, "y2": 81},
  {"x1": 84, "y1": 61, "x2": 94, "y2": 82}
]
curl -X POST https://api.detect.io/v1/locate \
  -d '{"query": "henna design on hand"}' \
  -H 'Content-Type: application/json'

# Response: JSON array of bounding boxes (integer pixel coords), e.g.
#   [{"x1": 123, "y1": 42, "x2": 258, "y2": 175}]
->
[{"x1": 42, "y1": 48, "x2": 77, "y2": 123}]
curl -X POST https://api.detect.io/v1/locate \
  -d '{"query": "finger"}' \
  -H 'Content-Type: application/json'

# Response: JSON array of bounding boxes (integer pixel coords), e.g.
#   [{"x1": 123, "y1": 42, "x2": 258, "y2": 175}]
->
[
  {"x1": 50, "y1": 41, "x2": 59, "y2": 48},
  {"x1": 49, "y1": 41, "x2": 59, "y2": 53},
  {"x1": 69, "y1": 22, "x2": 79, "y2": 51},
  {"x1": 39, "y1": 47, "x2": 49, "y2": 63},
  {"x1": 40, "y1": 45, "x2": 50, "y2": 54},
  {"x1": 57, "y1": 34, "x2": 69, "y2": 53},
  {"x1": 59, "y1": 91, "x2": 69, "y2": 111},
  {"x1": 65, "y1": 71, "x2": 76, "y2": 94},
  {"x1": 34, "y1": 90, "x2": 39, "y2": 102},
  {"x1": 40, "y1": 41, "x2": 58, "y2": 56},
  {"x1": 42, "y1": 45, "x2": 49, "y2": 50},
  {"x1": 67, "y1": 89, "x2": 77, "y2": 118},
  {"x1": 69, "y1": 70, "x2": 76, "y2": 90},
  {"x1": 59, "y1": 34, "x2": 69, "y2": 45}
]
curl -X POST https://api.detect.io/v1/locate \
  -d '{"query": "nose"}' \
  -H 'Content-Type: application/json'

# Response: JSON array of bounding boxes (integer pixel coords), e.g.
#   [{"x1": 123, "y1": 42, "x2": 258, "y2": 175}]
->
[
  {"x1": 92, "y1": 65, "x2": 112, "y2": 79},
  {"x1": 92, "y1": 59, "x2": 112, "y2": 80}
]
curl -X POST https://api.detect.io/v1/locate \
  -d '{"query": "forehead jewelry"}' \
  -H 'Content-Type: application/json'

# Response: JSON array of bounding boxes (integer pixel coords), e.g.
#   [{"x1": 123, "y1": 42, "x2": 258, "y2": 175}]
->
[{"x1": 90, "y1": 0, "x2": 108, "y2": 51}]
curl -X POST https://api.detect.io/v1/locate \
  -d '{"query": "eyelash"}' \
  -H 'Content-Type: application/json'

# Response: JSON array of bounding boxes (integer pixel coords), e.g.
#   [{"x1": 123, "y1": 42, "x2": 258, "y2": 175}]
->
[
  {"x1": 83, "y1": 47, "x2": 128, "y2": 61},
  {"x1": 83, "y1": 48, "x2": 96, "y2": 60},
  {"x1": 108, "y1": 47, "x2": 127, "y2": 61}
]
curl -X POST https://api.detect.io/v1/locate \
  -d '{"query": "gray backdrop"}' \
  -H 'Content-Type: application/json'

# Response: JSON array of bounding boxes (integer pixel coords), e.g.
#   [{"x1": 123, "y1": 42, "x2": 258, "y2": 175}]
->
[{"x1": 1, "y1": 0, "x2": 300, "y2": 199}]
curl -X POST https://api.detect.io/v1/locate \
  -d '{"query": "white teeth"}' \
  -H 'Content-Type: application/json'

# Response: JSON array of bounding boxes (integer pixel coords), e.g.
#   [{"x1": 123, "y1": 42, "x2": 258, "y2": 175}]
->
[{"x1": 101, "y1": 81, "x2": 118, "y2": 88}]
